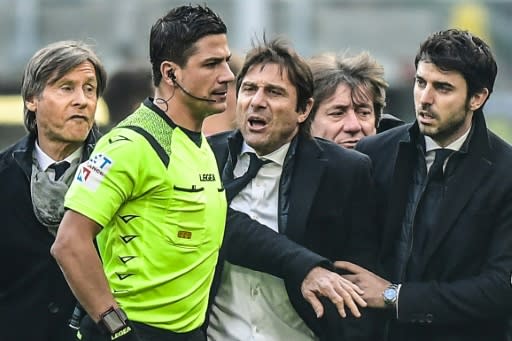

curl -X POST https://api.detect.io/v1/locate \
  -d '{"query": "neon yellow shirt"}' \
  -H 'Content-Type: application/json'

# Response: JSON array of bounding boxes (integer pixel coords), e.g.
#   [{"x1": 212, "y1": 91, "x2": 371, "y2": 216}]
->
[{"x1": 65, "y1": 101, "x2": 226, "y2": 332}]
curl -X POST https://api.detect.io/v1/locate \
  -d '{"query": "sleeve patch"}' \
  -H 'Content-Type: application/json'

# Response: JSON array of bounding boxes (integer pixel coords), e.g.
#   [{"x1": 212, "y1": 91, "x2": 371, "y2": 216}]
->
[{"x1": 75, "y1": 153, "x2": 114, "y2": 191}]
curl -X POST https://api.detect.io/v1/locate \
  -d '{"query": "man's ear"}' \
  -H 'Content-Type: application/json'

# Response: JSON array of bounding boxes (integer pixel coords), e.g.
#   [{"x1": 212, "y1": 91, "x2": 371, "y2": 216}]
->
[
  {"x1": 25, "y1": 97, "x2": 37, "y2": 112},
  {"x1": 297, "y1": 97, "x2": 314, "y2": 124},
  {"x1": 469, "y1": 88, "x2": 489, "y2": 112},
  {"x1": 160, "y1": 61, "x2": 179, "y2": 84}
]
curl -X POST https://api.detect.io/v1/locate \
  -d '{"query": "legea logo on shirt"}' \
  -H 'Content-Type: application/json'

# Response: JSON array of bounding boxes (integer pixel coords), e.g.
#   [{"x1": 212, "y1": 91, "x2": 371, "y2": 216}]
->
[{"x1": 76, "y1": 153, "x2": 113, "y2": 191}]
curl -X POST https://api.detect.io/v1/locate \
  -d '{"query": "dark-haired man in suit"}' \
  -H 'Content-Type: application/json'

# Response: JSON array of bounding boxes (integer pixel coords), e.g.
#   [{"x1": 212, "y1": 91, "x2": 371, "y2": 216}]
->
[
  {"x1": 207, "y1": 37, "x2": 380, "y2": 341},
  {"x1": 338, "y1": 28, "x2": 512, "y2": 341}
]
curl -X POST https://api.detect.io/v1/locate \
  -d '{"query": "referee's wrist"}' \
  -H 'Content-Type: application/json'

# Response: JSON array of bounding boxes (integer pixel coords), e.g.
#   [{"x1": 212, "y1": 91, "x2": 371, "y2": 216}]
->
[{"x1": 97, "y1": 306, "x2": 129, "y2": 335}]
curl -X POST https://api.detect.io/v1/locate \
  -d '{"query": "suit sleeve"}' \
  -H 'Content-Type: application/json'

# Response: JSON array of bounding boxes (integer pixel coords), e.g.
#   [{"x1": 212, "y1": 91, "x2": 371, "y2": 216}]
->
[
  {"x1": 397, "y1": 190, "x2": 512, "y2": 324},
  {"x1": 224, "y1": 207, "x2": 331, "y2": 285},
  {"x1": 343, "y1": 154, "x2": 380, "y2": 272},
  {"x1": 338, "y1": 154, "x2": 386, "y2": 340}
]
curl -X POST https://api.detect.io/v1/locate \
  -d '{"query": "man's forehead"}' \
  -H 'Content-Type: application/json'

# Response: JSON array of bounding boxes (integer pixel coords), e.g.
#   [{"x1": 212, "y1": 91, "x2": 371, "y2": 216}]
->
[
  {"x1": 244, "y1": 63, "x2": 290, "y2": 84},
  {"x1": 48, "y1": 61, "x2": 97, "y2": 83},
  {"x1": 191, "y1": 34, "x2": 229, "y2": 54}
]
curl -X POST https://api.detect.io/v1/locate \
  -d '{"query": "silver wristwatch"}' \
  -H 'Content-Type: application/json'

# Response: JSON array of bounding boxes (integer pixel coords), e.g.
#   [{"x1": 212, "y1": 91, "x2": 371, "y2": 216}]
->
[{"x1": 382, "y1": 283, "x2": 400, "y2": 308}]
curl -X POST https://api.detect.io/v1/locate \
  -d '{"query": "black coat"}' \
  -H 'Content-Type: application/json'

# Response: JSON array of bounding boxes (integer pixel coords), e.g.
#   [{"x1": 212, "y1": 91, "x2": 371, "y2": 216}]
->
[
  {"x1": 0, "y1": 130, "x2": 98, "y2": 341},
  {"x1": 209, "y1": 131, "x2": 382, "y2": 340},
  {"x1": 356, "y1": 112, "x2": 512, "y2": 341}
]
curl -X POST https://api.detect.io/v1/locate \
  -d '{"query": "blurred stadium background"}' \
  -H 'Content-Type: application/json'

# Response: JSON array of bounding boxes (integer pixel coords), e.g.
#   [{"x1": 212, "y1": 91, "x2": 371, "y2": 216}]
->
[{"x1": 1, "y1": 0, "x2": 511, "y2": 148}]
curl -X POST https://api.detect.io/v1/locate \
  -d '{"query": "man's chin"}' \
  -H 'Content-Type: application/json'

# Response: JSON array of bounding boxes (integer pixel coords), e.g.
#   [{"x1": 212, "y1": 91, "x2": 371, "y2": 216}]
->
[{"x1": 418, "y1": 123, "x2": 438, "y2": 137}]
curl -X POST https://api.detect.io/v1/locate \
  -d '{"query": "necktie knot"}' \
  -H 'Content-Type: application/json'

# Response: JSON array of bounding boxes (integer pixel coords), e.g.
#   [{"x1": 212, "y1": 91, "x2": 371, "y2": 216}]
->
[
  {"x1": 49, "y1": 161, "x2": 70, "y2": 180},
  {"x1": 225, "y1": 152, "x2": 268, "y2": 203},
  {"x1": 428, "y1": 148, "x2": 452, "y2": 181},
  {"x1": 246, "y1": 152, "x2": 265, "y2": 179}
]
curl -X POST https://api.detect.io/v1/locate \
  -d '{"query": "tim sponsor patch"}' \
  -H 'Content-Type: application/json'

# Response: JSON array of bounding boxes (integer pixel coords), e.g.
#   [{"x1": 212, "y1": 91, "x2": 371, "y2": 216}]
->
[{"x1": 76, "y1": 153, "x2": 113, "y2": 191}]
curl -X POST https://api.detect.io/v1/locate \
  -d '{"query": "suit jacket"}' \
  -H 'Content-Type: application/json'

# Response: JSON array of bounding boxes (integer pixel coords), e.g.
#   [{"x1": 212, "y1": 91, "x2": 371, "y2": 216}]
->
[
  {"x1": 377, "y1": 113, "x2": 405, "y2": 133},
  {"x1": 0, "y1": 129, "x2": 98, "y2": 341},
  {"x1": 208, "y1": 130, "x2": 382, "y2": 340},
  {"x1": 356, "y1": 112, "x2": 512, "y2": 341}
]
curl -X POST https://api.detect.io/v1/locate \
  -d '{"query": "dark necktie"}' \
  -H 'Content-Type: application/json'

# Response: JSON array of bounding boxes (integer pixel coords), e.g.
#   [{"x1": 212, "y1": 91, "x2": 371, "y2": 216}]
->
[
  {"x1": 225, "y1": 153, "x2": 267, "y2": 203},
  {"x1": 407, "y1": 148, "x2": 453, "y2": 280},
  {"x1": 428, "y1": 148, "x2": 453, "y2": 181},
  {"x1": 49, "y1": 161, "x2": 70, "y2": 180}
]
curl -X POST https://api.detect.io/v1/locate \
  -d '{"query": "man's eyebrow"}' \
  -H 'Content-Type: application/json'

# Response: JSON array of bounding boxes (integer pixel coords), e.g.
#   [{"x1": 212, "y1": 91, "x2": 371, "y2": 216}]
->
[
  {"x1": 432, "y1": 80, "x2": 453, "y2": 87},
  {"x1": 266, "y1": 84, "x2": 287, "y2": 92}
]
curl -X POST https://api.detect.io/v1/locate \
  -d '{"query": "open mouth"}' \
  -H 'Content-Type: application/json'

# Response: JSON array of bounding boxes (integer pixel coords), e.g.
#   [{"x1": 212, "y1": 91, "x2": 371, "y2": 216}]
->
[
  {"x1": 248, "y1": 116, "x2": 267, "y2": 128},
  {"x1": 418, "y1": 110, "x2": 435, "y2": 119},
  {"x1": 212, "y1": 88, "x2": 228, "y2": 98}
]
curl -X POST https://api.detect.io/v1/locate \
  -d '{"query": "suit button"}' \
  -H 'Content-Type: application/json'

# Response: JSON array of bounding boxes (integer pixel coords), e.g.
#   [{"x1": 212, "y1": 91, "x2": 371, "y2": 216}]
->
[
  {"x1": 48, "y1": 302, "x2": 60, "y2": 314},
  {"x1": 426, "y1": 313, "x2": 433, "y2": 323}
]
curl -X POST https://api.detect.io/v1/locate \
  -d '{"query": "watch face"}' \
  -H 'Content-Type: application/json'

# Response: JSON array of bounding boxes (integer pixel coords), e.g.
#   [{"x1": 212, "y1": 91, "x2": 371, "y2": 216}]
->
[
  {"x1": 384, "y1": 288, "x2": 397, "y2": 301},
  {"x1": 101, "y1": 308, "x2": 128, "y2": 334}
]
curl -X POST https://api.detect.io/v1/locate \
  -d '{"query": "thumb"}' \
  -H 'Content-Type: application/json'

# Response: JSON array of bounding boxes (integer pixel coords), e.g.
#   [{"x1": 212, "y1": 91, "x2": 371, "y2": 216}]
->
[{"x1": 334, "y1": 261, "x2": 364, "y2": 274}]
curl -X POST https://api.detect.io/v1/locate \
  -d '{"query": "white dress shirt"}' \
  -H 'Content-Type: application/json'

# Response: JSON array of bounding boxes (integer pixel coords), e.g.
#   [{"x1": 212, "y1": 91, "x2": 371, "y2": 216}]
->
[
  {"x1": 424, "y1": 125, "x2": 471, "y2": 172},
  {"x1": 208, "y1": 141, "x2": 317, "y2": 341}
]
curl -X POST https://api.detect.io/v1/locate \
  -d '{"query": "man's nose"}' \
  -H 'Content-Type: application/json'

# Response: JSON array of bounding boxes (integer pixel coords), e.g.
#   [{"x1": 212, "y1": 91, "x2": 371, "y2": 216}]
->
[
  {"x1": 342, "y1": 111, "x2": 362, "y2": 133},
  {"x1": 249, "y1": 88, "x2": 267, "y2": 109}
]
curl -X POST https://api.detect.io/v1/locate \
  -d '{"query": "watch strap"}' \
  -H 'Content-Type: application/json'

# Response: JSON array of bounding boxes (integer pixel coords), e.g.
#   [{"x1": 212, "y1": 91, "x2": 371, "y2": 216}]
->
[{"x1": 99, "y1": 307, "x2": 128, "y2": 334}]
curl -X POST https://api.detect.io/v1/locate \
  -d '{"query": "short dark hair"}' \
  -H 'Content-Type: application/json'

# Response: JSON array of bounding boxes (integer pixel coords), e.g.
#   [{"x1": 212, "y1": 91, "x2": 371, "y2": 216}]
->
[
  {"x1": 414, "y1": 28, "x2": 497, "y2": 113},
  {"x1": 236, "y1": 37, "x2": 314, "y2": 136},
  {"x1": 308, "y1": 51, "x2": 388, "y2": 128},
  {"x1": 21, "y1": 40, "x2": 107, "y2": 134},
  {"x1": 149, "y1": 4, "x2": 227, "y2": 86}
]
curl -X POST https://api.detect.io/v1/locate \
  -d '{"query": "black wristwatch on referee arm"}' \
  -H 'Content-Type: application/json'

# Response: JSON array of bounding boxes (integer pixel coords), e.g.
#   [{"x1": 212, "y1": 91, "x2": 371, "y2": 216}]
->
[{"x1": 98, "y1": 307, "x2": 140, "y2": 340}]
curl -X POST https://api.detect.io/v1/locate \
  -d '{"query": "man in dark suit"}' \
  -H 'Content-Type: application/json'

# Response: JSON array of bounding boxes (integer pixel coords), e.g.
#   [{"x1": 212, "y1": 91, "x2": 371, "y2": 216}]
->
[
  {"x1": 0, "y1": 41, "x2": 106, "y2": 341},
  {"x1": 337, "y1": 29, "x2": 512, "y2": 341},
  {"x1": 207, "y1": 37, "x2": 380, "y2": 341}
]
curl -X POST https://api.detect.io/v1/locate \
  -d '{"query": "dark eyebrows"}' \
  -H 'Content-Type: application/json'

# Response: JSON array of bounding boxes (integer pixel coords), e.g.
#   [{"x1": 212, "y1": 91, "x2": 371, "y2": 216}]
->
[
  {"x1": 432, "y1": 80, "x2": 454, "y2": 89},
  {"x1": 327, "y1": 104, "x2": 349, "y2": 111},
  {"x1": 203, "y1": 53, "x2": 231, "y2": 65},
  {"x1": 415, "y1": 74, "x2": 453, "y2": 89},
  {"x1": 266, "y1": 84, "x2": 287, "y2": 94}
]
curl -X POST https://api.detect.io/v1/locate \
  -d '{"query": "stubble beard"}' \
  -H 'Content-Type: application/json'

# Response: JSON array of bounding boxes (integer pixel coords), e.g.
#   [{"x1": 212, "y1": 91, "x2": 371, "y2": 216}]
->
[{"x1": 418, "y1": 101, "x2": 472, "y2": 146}]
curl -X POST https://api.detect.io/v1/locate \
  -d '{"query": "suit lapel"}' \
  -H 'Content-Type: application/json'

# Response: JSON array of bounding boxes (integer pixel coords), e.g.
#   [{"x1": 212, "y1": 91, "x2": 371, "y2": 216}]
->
[
  {"x1": 422, "y1": 151, "x2": 492, "y2": 265},
  {"x1": 286, "y1": 137, "x2": 326, "y2": 242},
  {"x1": 421, "y1": 112, "x2": 493, "y2": 269},
  {"x1": 382, "y1": 139, "x2": 417, "y2": 259}
]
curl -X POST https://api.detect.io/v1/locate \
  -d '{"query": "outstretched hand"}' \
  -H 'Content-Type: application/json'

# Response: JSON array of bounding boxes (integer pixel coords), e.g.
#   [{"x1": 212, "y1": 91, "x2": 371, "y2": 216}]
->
[{"x1": 301, "y1": 266, "x2": 367, "y2": 319}]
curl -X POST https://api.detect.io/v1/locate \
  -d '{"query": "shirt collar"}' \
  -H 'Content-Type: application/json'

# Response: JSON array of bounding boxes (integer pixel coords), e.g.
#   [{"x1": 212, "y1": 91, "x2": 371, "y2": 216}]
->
[
  {"x1": 424, "y1": 123, "x2": 472, "y2": 153},
  {"x1": 240, "y1": 141, "x2": 291, "y2": 167},
  {"x1": 34, "y1": 142, "x2": 83, "y2": 171}
]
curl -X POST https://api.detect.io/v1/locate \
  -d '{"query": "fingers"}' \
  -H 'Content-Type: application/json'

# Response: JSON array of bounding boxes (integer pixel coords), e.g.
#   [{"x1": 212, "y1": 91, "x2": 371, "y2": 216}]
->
[
  {"x1": 342, "y1": 274, "x2": 360, "y2": 286},
  {"x1": 334, "y1": 260, "x2": 366, "y2": 274},
  {"x1": 301, "y1": 266, "x2": 368, "y2": 319},
  {"x1": 339, "y1": 277, "x2": 366, "y2": 307},
  {"x1": 302, "y1": 290, "x2": 325, "y2": 318},
  {"x1": 313, "y1": 273, "x2": 366, "y2": 319},
  {"x1": 337, "y1": 277, "x2": 366, "y2": 318},
  {"x1": 340, "y1": 275, "x2": 364, "y2": 295}
]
